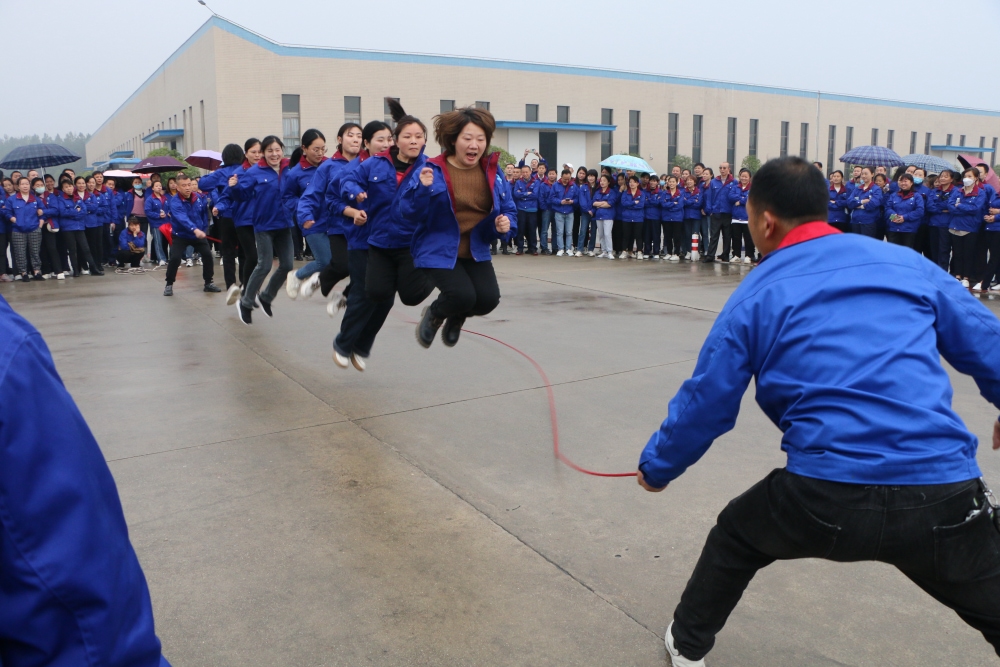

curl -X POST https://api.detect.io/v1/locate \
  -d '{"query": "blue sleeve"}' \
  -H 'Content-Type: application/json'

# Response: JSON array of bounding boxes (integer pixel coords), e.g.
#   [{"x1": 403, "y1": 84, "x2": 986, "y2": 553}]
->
[
  {"x1": 397, "y1": 173, "x2": 434, "y2": 223},
  {"x1": 0, "y1": 322, "x2": 170, "y2": 667},
  {"x1": 905, "y1": 195, "x2": 925, "y2": 222},
  {"x1": 280, "y1": 169, "x2": 301, "y2": 225},
  {"x1": 341, "y1": 160, "x2": 371, "y2": 202},
  {"x1": 868, "y1": 186, "x2": 883, "y2": 208},
  {"x1": 118, "y1": 229, "x2": 128, "y2": 250},
  {"x1": 297, "y1": 172, "x2": 325, "y2": 224},
  {"x1": 197, "y1": 168, "x2": 226, "y2": 193},
  {"x1": 229, "y1": 170, "x2": 256, "y2": 203},
  {"x1": 954, "y1": 191, "x2": 986, "y2": 213},
  {"x1": 638, "y1": 310, "x2": 753, "y2": 488},
  {"x1": 143, "y1": 197, "x2": 156, "y2": 219},
  {"x1": 167, "y1": 198, "x2": 195, "y2": 235}
]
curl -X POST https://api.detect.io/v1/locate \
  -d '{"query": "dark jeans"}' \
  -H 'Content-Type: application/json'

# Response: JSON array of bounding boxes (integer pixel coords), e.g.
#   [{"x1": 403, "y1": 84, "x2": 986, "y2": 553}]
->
[
  {"x1": 950, "y1": 232, "x2": 979, "y2": 279},
  {"x1": 516, "y1": 210, "x2": 538, "y2": 253},
  {"x1": 217, "y1": 217, "x2": 239, "y2": 288},
  {"x1": 424, "y1": 258, "x2": 500, "y2": 320},
  {"x1": 241, "y1": 228, "x2": 292, "y2": 309},
  {"x1": 335, "y1": 249, "x2": 394, "y2": 358},
  {"x1": 622, "y1": 221, "x2": 643, "y2": 253},
  {"x1": 292, "y1": 224, "x2": 305, "y2": 259},
  {"x1": 663, "y1": 221, "x2": 685, "y2": 256},
  {"x1": 731, "y1": 223, "x2": 755, "y2": 259},
  {"x1": 887, "y1": 230, "x2": 917, "y2": 249},
  {"x1": 166, "y1": 236, "x2": 214, "y2": 285},
  {"x1": 235, "y1": 225, "x2": 258, "y2": 287},
  {"x1": 851, "y1": 222, "x2": 878, "y2": 238},
  {"x1": 707, "y1": 213, "x2": 732, "y2": 259},
  {"x1": 981, "y1": 230, "x2": 1000, "y2": 288},
  {"x1": 672, "y1": 469, "x2": 1000, "y2": 661},
  {"x1": 929, "y1": 226, "x2": 952, "y2": 272},
  {"x1": 117, "y1": 249, "x2": 143, "y2": 268},
  {"x1": 319, "y1": 234, "x2": 351, "y2": 297},
  {"x1": 365, "y1": 245, "x2": 434, "y2": 306},
  {"x1": 63, "y1": 230, "x2": 96, "y2": 276},
  {"x1": 643, "y1": 218, "x2": 660, "y2": 256}
]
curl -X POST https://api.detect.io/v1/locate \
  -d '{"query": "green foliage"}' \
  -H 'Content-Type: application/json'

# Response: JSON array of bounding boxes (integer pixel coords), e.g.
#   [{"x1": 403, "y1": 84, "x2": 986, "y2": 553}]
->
[
  {"x1": 0, "y1": 132, "x2": 91, "y2": 174},
  {"x1": 489, "y1": 145, "x2": 516, "y2": 169},
  {"x1": 740, "y1": 155, "x2": 762, "y2": 175},
  {"x1": 146, "y1": 147, "x2": 200, "y2": 180},
  {"x1": 672, "y1": 154, "x2": 694, "y2": 173}
]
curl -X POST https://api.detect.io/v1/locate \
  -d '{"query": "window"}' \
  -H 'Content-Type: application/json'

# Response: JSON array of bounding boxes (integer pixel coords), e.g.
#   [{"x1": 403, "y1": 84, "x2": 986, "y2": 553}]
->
[
  {"x1": 691, "y1": 114, "x2": 702, "y2": 163},
  {"x1": 668, "y1": 113, "x2": 679, "y2": 168},
  {"x1": 993, "y1": 138, "x2": 998, "y2": 169},
  {"x1": 959, "y1": 135, "x2": 966, "y2": 147},
  {"x1": 799, "y1": 123, "x2": 809, "y2": 159},
  {"x1": 384, "y1": 97, "x2": 399, "y2": 128},
  {"x1": 980, "y1": 136, "x2": 987, "y2": 157},
  {"x1": 749, "y1": 119, "x2": 759, "y2": 157},
  {"x1": 946, "y1": 134, "x2": 953, "y2": 146},
  {"x1": 601, "y1": 108, "x2": 613, "y2": 160},
  {"x1": 727, "y1": 117, "x2": 737, "y2": 167},
  {"x1": 909, "y1": 131, "x2": 917, "y2": 155},
  {"x1": 440, "y1": 100, "x2": 455, "y2": 114},
  {"x1": 827, "y1": 125, "x2": 836, "y2": 173},
  {"x1": 870, "y1": 128, "x2": 878, "y2": 146},
  {"x1": 344, "y1": 96, "x2": 361, "y2": 124},
  {"x1": 779, "y1": 121, "x2": 789, "y2": 158},
  {"x1": 556, "y1": 106, "x2": 570, "y2": 124},
  {"x1": 845, "y1": 126, "x2": 854, "y2": 153},
  {"x1": 282, "y1": 94, "x2": 300, "y2": 156},
  {"x1": 886, "y1": 129, "x2": 894, "y2": 151},
  {"x1": 925, "y1": 132, "x2": 932, "y2": 154},
  {"x1": 475, "y1": 101, "x2": 490, "y2": 110},
  {"x1": 629, "y1": 110, "x2": 641, "y2": 156},
  {"x1": 525, "y1": 104, "x2": 538, "y2": 122}
]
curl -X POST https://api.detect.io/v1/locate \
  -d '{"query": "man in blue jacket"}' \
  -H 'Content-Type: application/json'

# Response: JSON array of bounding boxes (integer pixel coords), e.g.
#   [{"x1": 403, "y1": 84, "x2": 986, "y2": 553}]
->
[
  {"x1": 702, "y1": 162, "x2": 736, "y2": 263},
  {"x1": 639, "y1": 157, "x2": 1000, "y2": 667},
  {"x1": 0, "y1": 295, "x2": 172, "y2": 666},
  {"x1": 163, "y1": 173, "x2": 221, "y2": 296}
]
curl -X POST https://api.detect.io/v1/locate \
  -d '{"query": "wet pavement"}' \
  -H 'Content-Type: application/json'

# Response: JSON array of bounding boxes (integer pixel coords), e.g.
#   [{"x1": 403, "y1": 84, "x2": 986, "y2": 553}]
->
[{"x1": 3, "y1": 253, "x2": 1000, "y2": 666}]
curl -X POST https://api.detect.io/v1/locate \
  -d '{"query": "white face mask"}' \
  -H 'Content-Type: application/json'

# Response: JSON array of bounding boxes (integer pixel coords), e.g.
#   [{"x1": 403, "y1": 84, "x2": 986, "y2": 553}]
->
[{"x1": 963, "y1": 177, "x2": 975, "y2": 188}]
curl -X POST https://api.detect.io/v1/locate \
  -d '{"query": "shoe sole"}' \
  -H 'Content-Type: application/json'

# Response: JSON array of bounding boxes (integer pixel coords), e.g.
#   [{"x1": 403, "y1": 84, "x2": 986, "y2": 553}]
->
[
  {"x1": 226, "y1": 288, "x2": 240, "y2": 306},
  {"x1": 416, "y1": 306, "x2": 434, "y2": 349},
  {"x1": 235, "y1": 301, "x2": 251, "y2": 325},
  {"x1": 333, "y1": 352, "x2": 349, "y2": 368},
  {"x1": 350, "y1": 355, "x2": 366, "y2": 372}
]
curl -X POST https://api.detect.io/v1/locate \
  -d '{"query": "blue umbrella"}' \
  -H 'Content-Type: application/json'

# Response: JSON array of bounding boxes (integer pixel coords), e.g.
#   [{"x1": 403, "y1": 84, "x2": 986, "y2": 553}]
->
[
  {"x1": 599, "y1": 154, "x2": 654, "y2": 174},
  {"x1": 839, "y1": 146, "x2": 903, "y2": 168},
  {"x1": 0, "y1": 143, "x2": 81, "y2": 170},
  {"x1": 900, "y1": 154, "x2": 956, "y2": 174}
]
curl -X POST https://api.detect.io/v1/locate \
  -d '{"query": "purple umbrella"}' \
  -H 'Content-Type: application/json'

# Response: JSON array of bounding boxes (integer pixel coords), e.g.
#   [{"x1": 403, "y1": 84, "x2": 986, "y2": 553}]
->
[
  {"x1": 132, "y1": 156, "x2": 188, "y2": 174},
  {"x1": 185, "y1": 149, "x2": 222, "y2": 171}
]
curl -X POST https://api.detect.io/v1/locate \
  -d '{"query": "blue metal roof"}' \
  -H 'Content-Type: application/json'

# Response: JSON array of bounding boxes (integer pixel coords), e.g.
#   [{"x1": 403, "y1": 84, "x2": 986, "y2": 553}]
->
[
  {"x1": 109, "y1": 150, "x2": 134, "y2": 158},
  {"x1": 930, "y1": 145, "x2": 995, "y2": 153},
  {"x1": 496, "y1": 121, "x2": 616, "y2": 132},
  {"x1": 142, "y1": 129, "x2": 184, "y2": 143}
]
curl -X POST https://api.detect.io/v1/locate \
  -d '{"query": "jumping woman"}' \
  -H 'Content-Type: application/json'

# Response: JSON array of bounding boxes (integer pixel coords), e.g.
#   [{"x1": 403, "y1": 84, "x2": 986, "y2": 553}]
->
[
  {"x1": 282, "y1": 128, "x2": 328, "y2": 299},
  {"x1": 198, "y1": 142, "x2": 246, "y2": 303}
]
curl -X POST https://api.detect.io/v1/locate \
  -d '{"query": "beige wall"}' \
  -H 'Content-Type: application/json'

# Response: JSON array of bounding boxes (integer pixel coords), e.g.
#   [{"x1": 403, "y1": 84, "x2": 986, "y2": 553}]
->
[{"x1": 89, "y1": 23, "x2": 1000, "y2": 176}]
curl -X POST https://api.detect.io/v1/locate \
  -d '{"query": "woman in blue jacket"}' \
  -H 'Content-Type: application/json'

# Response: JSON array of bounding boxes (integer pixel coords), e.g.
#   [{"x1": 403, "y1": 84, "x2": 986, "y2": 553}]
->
[
  {"x1": 199, "y1": 143, "x2": 246, "y2": 299},
  {"x1": 681, "y1": 175, "x2": 703, "y2": 259},
  {"x1": 50, "y1": 177, "x2": 100, "y2": 277},
  {"x1": 229, "y1": 135, "x2": 292, "y2": 323},
  {"x1": 77, "y1": 176, "x2": 104, "y2": 272},
  {"x1": 728, "y1": 169, "x2": 754, "y2": 263},
  {"x1": 885, "y1": 173, "x2": 926, "y2": 250},
  {"x1": 216, "y1": 138, "x2": 261, "y2": 301},
  {"x1": 846, "y1": 167, "x2": 883, "y2": 237},
  {"x1": 281, "y1": 129, "x2": 328, "y2": 299},
  {"x1": 295, "y1": 123, "x2": 361, "y2": 302},
  {"x1": 660, "y1": 175, "x2": 685, "y2": 261},
  {"x1": 6, "y1": 177, "x2": 45, "y2": 281},
  {"x1": 574, "y1": 169, "x2": 598, "y2": 256},
  {"x1": 979, "y1": 190, "x2": 1000, "y2": 292},
  {"x1": 592, "y1": 174, "x2": 618, "y2": 259},
  {"x1": 925, "y1": 171, "x2": 957, "y2": 272},
  {"x1": 402, "y1": 106, "x2": 515, "y2": 349},
  {"x1": 827, "y1": 170, "x2": 851, "y2": 232},
  {"x1": 949, "y1": 167, "x2": 988, "y2": 287},
  {"x1": 619, "y1": 175, "x2": 646, "y2": 259}
]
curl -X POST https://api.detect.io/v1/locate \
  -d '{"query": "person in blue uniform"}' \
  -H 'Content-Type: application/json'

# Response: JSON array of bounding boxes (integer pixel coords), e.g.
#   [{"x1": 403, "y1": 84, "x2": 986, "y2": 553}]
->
[{"x1": 638, "y1": 157, "x2": 1000, "y2": 667}]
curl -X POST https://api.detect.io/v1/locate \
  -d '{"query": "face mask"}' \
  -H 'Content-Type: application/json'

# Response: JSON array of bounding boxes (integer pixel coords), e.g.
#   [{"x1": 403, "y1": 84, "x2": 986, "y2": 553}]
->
[
  {"x1": 34, "y1": 186, "x2": 45, "y2": 195},
  {"x1": 913, "y1": 177, "x2": 924, "y2": 185},
  {"x1": 963, "y1": 178, "x2": 975, "y2": 188},
  {"x1": 134, "y1": 184, "x2": 143, "y2": 192},
  {"x1": 659, "y1": 180, "x2": 666, "y2": 187}
]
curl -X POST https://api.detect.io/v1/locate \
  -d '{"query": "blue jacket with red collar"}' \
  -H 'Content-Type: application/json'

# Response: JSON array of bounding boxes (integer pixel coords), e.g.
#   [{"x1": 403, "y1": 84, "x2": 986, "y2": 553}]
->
[
  {"x1": 513, "y1": 177, "x2": 539, "y2": 212},
  {"x1": 536, "y1": 178, "x2": 554, "y2": 211},
  {"x1": 296, "y1": 153, "x2": 349, "y2": 237},
  {"x1": 324, "y1": 152, "x2": 371, "y2": 241},
  {"x1": 577, "y1": 182, "x2": 596, "y2": 216},
  {"x1": 6, "y1": 193, "x2": 43, "y2": 233},
  {"x1": 925, "y1": 185, "x2": 956, "y2": 228},
  {"x1": 198, "y1": 164, "x2": 241, "y2": 219},
  {"x1": 619, "y1": 188, "x2": 646, "y2": 223},
  {"x1": 846, "y1": 181, "x2": 883, "y2": 225},
  {"x1": 79, "y1": 191, "x2": 100, "y2": 228},
  {"x1": 708, "y1": 175, "x2": 736, "y2": 215},
  {"x1": 340, "y1": 148, "x2": 420, "y2": 250},
  {"x1": 682, "y1": 186, "x2": 702, "y2": 219},
  {"x1": 167, "y1": 192, "x2": 210, "y2": 239},
  {"x1": 591, "y1": 186, "x2": 617, "y2": 221},
  {"x1": 215, "y1": 160, "x2": 255, "y2": 228},
  {"x1": 143, "y1": 193, "x2": 169, "y2": 224},
  {"x1": 639, "y1": 223, "x2": 1000, "y2": 489},
  {"x1": 885, "y1": 189, "x2": 926, "y2": 233},
  {"x1": 643, "y1": 185, "x2": 661, "y2": 220},
  {"x1": 118, "y1": 228, "x2": 146, "y2": 252},
  {"x1": 827, "y1": 184, "x2": 851, "y2": 224},
  {"x1": 728, "y1": 183, "x2": 751, "y2": 222},
  {"x1": 659, "y1": 188, "x2": 684, "y2": 222},
  {"x1": 281, "y1": 156, "x2": 327, "y2": 237},
  {"x1": 47, "y1": 192, "x2": 87, "y2": 231},
  {"x1": 397, "y1": 151, "x2": 517, "y2": 269},
  {"x1": 549, "y1": 180, "x2": 578, "y2": 215},
  {"x1": 950, "y1": 184, "x2": 988, "y2": 233},
  {"x1": 229, "y1": 158, "x2": 291, "y2": 232}
]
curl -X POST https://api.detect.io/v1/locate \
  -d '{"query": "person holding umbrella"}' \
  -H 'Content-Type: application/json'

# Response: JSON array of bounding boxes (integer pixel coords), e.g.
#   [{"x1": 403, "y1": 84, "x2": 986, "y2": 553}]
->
[{"x1": 163, "y1": 173, "x2": 220, "y2": 296}]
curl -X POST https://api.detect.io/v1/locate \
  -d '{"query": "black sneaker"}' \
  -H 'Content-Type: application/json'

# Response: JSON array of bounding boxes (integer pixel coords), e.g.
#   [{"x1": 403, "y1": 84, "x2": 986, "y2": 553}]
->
[
  {"x1": 441, "y1": 316, "x2": 466, "y2": 347},
  {"x1": 501, "y1": 248, "x2": 510, "y2": 255},
  {"x1": 163, "y1": 284, "x2": 173, "y2": 296},
  {"x1": 203, "y1": 282, "x2": 221, "y2": 293},
  {"x1": 259, "y1": 295, "x2": 273, "y2": 317},
  {"x1": 416, "y1": 306, "x2": 444, "y2": 348},
  {"x1": 31, "y1": 273, "x2": 45, "y2": 281},
  {"x1": 236, "y1": 300, "x2": 252, "y2": 325}
]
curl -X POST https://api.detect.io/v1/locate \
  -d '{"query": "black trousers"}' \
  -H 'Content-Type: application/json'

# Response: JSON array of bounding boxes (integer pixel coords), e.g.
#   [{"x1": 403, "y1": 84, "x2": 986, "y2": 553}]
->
[
  {"x1": 365, "y1": 245, "x2": 435, "y2": 306},
  {"x1": 612, "y1": 219, "x2": 623, "y2": 253},
  {"x1": 63, "y1": 230, "x2": 97, "y2": 277},
  {"x1": 235, "y1": 225, "x2": 258, "y2": 288},
  {"x1": 515, "y1": 210, "x2": 538, "y2": 253},
  {"x1": 117, "y1": 249, "x2": 143, "y2": 268},
  {"x1": 622, "y1": 221, "x2": 643, "y2": 253},
  {"x1": 731, "y1": 223, "x2": 755, "y2": 258},
  {"x1": 0, "y1": 229, "x2": 8, "y2": 274},
  {"x1": 662, "y1": 221, "x2": 686, "y2": 256},
  {"x1": 216, "y1": 218, "x2": 239, "y2": 288},
  {"x1": 424, "y1": 258, "x2": 500, "y2": 320},
  {"x1": 335, "y1": 249, "x2": 394, "y2": 358},
  {"x1": 672, "y1": 469, "x2": 1000, "y2": 661},
  {"x1": 40, "y1": 226, "x2": 64, "y2": 274},
  {"x1": 319, "y1": 234, "x2": 351, "y2": 297},
  {"x1": 980, "y1": 230, "x2": 1000, "y2": 288},
  {"x1": 887, "y1": 230, "x2": 917, "y2": 249},
  {"x1": 166, "y1": 237, "x2": 214, "y2": 285},
  {"x1": 929, "y1": 226, "x2": 952, "y2": 272},
  {"x1": 950, "y1": 232, "x2": 979, "y2": 279},
  {"x1": 707, "y1": 213, "x2": 732, "y2": 259},
  {"x1": 85, "y1": 226, "x2": 104, "y2": 270}
]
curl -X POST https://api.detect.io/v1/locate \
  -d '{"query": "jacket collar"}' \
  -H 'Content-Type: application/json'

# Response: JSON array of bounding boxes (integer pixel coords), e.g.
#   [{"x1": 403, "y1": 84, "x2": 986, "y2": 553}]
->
[
  {"x1": 759, "y1": 221, "x2": 841, "y2": 264},
  {"x1": 299, "y1": 155, "x2": 326, "y2": 169},
  {"x1": 961, "y1": 182, "x2": 982, "y2": 197},
  {"x1": 256, "y1": 157, "x2": 290, "y2": 170}
]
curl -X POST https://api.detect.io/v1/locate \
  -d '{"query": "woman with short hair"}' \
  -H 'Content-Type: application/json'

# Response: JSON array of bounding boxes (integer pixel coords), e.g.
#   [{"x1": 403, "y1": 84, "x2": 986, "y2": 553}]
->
[
  {"x1": 949, "y1": 167, "x2": 988, "y2": 287},
  {"x1": 619, "y1": 175, "x2": 645, "y2": 259},
  {"x1": 846, "y1": 167, "x2": 882, "y2": 237}
]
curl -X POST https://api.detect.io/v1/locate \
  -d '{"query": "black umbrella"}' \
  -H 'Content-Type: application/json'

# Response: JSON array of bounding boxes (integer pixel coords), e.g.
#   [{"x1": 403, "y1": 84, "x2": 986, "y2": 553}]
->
[{"x1": 0, "y1": 143, "x2": 81, "y2": 170}]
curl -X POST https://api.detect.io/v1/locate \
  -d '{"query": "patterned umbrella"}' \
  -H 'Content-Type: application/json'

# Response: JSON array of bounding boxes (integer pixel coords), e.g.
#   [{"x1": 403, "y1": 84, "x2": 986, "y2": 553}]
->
[
  {"x1": 133, "y1": 156, "x2": 188, "y2": 174},
  {"x1": 900, "y1": 154, "x2": 956, "y2": 174},
  {"x1": 0, "y1": 143, "x2": 81, "y2": 170},
  {"x1": 839, "y1": 146, "x2": 903, "y2": 168},
  {"x1": 599, "y1": 154, "x2": 654, "y2": 174}
]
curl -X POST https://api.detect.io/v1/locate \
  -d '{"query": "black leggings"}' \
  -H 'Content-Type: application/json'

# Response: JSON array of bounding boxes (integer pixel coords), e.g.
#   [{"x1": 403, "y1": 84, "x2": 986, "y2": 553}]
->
[
  {"x1": 235, "y1": 225, "x2": 258, "y2": 287},
  {"x1": 85, "y1": 226, "x2": 104, "y2": 269},
  {"x1": 731, "y1": 223, "x2": 756, "y2": 259},
  {"x1": 662, "y1": 221, "x2": 685, "y2": 255},
  {"x1": 950, "y1": 232, "x2": 979, "y2": 279},
  {"x1": 40, "y1": 226, "x2": 64, "y2": 274},
  {"x1": 980, "y1": 230, "x2": 1000, "y2": 288},
  {"x1": 319, "y1": 234, "x2": 351, "y2": 297},
  {"x1": 365, "y1": 245, "x2": 435, "y2": 305},
  {"x1": 622, "y1": 222, "x2": 643, "y2": 253},
  {"x1": 218, "y1": 217, "x2": 239, "y2": 288},
  {"x1": 63, "y1": 230, "x2": 97, "y2": 276},
  {"x1": 424, "y1": 258, "x2": 501, "y2": 320},
  {"x1": 887, "y1": 230, "x2": 917, "y2": 249}
]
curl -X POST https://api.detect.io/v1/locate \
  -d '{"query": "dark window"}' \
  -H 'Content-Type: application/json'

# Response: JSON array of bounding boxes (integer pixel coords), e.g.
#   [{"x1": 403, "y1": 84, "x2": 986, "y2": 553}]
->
[
  {"x1": 384, "y1": 97, "x2": 399, "y2": 128},
  {"x1": 886, "y1": 129, "x2": 894, "y2": 151},
  {"x1": 475, "y1": 101, "x2": 490, "y2": 110},
  {"x1": 827, "y1": 125, "x2": 836, "y2": 172},
  {"x1": 749, "y1": 119, "x2": 759, "y2": 157},
  {"x1": 668, "y1": 113, "x2": 678, "y2": 169},
  {"x1": 282, "y1": 94, "x2": 300, "y2": 156},
  {"x1": 980, "y1": 136, "x2": 987, "y2": 157},
  {"x1": 556, "y1": 106, "x2": 570, "y2": 123},
  {"x1": 525, "y1": 104, "x2": 538, "y2": 122},
  {"x1": 846, "y1": 126, "x2": 854, "y2": 153},
  {"x1": 691, "y1": 114, "x2": 702, "y2": 163},
  {"x1": 946, "y1": 133, "x2": 953, "y2": 146},
  {"x1": 993, "y1": 138, "x2": 998, "y2": 169},
  {"x1": 629, "y1": 110, "x2": 641, "y2": 156},
  {"x1": 727, "y1": 117, "x2": 737, "y2": 166},
  {"x1": 925, "y1": 132, "x2": 932, "y2": 154},
  {"x1": 601, "y1": 109, "x2": 613, "y2": 160},
  {"x1": 344, "y1": 96, "x2": 361, "y2": 124},
  {"x1": 799, "y1": 122, "x2": 809, "y2": 159},
  {"x1": 871, "y1": 128, "x2": 878, "y2": 146},
  {"x1": 440, "y1": 100, "x2": 455, "y2": 114},
  {"x1": 780, "y1": 121, "x2": 789, "y2": 158},
  {"x1": 959, "y1": 135, "x2": 966, "y2": 147}
]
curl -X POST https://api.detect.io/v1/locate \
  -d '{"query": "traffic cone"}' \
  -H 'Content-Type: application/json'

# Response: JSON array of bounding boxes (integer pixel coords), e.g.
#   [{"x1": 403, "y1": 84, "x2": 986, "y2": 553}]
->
[{"x1": 691, "y1": 234, "x2": 700, "y2": 261}]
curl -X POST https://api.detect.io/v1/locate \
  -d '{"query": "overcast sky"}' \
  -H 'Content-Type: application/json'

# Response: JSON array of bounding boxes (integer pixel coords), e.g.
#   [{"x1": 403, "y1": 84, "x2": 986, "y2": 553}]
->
[{"x1": 1, "y1": 0, "x2": 997, "y2": 138}]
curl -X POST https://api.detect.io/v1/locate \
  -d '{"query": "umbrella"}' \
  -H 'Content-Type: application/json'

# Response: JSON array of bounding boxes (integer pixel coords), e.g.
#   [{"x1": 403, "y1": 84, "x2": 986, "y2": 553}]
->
[
  {"x1": 839, "y1": 146, "x2": 903, "y2": 168},
  {"x1": 102, "y1": 170, "x2": 140, "y2": 178},
  {"x1": 957, "y1": 154, "x2": 1000, "y2": 190},
  {"x1": 185, "y1": 149, "x2": 222, "y2": 171},
  {"x1": 158, "y1": 223, "x2": 220, "y2": 245},
  {"x1": 599, "y1": 154, "x2": 654, "y2": 174},
  {"x1": 133, "y1": 156, "x2": 188, "y2": 174},
  {"x1": 0, "y1": 143, "x2": 81, "y2": 170},
  {"x1": 900, "y1": 154, "x2": 956, "y2": 174}
]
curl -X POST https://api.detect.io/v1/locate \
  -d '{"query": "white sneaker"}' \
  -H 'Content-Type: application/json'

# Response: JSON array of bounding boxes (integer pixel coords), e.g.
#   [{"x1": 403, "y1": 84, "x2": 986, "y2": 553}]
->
[
  {"x1": 670, "y1": 254, "x2": 680, "y2": 261},
  {"x1": 285, "y1": 272, "x2": 302, "y2": 300},
  {"x1": 587, "y1": 250, "x2": 595, "y2": 257},
  {"x1": 665, "y1": 623, "x2": 705, "y2": 667},
  {"x1": 575, "y1": 250, "x2": 583, "y2": 257},
  {"x1": 991, "y1": 284, "x2": 1000, "y2": 292},
  {"x1": 82, "y1": 269, "x2": 90, "y2": 275},
  {"x1": 961, "y1": 278, "x2": 970, "y2": 288},
  {"x1": 652, "y1": 255, "x2": 660, "y2": 260},
  {"x1": 683, "y1": 252, "x2": 691, "y2": 260},
  {"x1": 56, "y1": 272, "x2": 65, "y2": 280},
  {"x1": 326, "y1": 292, "x2": 348, "y2": 317},
  {"x1": 159, "y1": 260, "x2": 167, "y2": 267},
  {"x1": 219, "y1": 257, "x2": 224, "y2": 266},
  {"x1": 196, "y1": 257, "x2": 203, "y2": 266},
  {"x1": 619, "y1": 251, "x2": 628, "y2": 259},
  {"x1": 556, "y1": 250, "x2": 564, "y2": 256},
  {"x1": 333, "y1": 350, "x2": 349, "y2": 368},
  {"x1": 225, "y1": 284, "x2": 241, "y2": 306},
  {"x1": 186, "y1": 259, "x2": 193, "y2": 267},
  {"x1": 972, "y1": 282, "x2": 983, "y2": 292},
  {"x1": 350, "y1": 353, "x2": 366, "y2": 372},
  {"x1": 636, "y1": 251, "x2": 644, "y2": 260},
  {"x1": 299, "y1": 273, "x2": 321, "y2": 299},
  {"x1": 743, "y1": 256, "x2": 752, "y2": 264}
]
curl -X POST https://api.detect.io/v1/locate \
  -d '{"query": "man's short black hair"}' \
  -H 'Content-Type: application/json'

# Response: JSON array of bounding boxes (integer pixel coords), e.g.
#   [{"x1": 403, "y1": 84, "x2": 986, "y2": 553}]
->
[
  {"x1": 547, "y1": 168, "x2": 557, "y2": 175},
  {"x1": 747, "y1": 157, "x2": 828, "y2": 226},
  {"x1": 561, "y1": 168, "x2": 571, "y2": 176}
]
